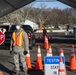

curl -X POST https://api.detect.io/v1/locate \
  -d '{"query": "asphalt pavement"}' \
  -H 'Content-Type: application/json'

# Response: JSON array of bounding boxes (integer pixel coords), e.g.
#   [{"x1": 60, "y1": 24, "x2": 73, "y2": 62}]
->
[{"x1": 0, "y1": 33, "x2": 76, "y2": 75}]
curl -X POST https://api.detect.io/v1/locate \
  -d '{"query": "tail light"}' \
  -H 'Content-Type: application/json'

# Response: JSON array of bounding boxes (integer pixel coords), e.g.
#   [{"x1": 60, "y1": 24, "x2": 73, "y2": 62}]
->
[{"x1": 28, "y1": 33, "x2": 31, "y2": 39}]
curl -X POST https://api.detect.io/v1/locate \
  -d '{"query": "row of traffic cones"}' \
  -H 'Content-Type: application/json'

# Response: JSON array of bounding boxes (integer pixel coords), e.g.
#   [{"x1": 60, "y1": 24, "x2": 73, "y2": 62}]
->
[
  {"x1": 25, "y1": 44, "x2": 64, "y2": 69},
  {"x1": 46, "y1": 44, "x2": 68, "y2": 75},
  {"x1": 25, "y1": 35, "x2": 66, "y2": 71},
  {"x1": 43, "y1": 35, "x2": 68, "y2": 75},
  {"x1": 25, "y1": 45, "x2": 43, "y2": 70},
  {"x1": 26, "y1": 41, "x2": 76, "y2": 75},
  {"x1": 26, "y1": 45, "x2": 52, "y2": 71}
]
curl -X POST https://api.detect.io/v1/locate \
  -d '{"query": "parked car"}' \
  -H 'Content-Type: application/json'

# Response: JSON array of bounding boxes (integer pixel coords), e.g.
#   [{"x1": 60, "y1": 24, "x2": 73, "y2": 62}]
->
[{"x1": 10, "y1": 25, "x2": 36, "y2": 49}]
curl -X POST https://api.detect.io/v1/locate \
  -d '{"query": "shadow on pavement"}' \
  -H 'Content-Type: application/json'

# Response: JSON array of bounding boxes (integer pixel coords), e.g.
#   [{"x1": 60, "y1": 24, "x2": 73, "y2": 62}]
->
[
  {"x1": 8, "y1": 61, "x2": 24, "y2": 72},
  {"x1": 66, "y1": 66, "x2": 70, "y2": 71},
  {"x1": 0, "y1": 45, "x2": 9, "y2": 50},
  {"x1": 28, "y1": 70, "x2": 44, "y2": 75},
  {"x1": 36, "y1": 38, "x2": 76, "y2": 44},
  {"x1": 65, "y1": 61, "x2": 70, "y2": 66},
  {"x1": 8, "y1": 60, "x2": 44, "y2": 75},
  {"x1": 0, "y1": 64, "x2": 15, "y2": 75}
]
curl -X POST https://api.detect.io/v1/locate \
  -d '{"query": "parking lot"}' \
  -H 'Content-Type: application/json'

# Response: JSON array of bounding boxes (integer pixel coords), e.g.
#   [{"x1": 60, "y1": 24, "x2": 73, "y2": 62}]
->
[{"x1": 0, "y1": 33, "x2": 76, "y2": 75}]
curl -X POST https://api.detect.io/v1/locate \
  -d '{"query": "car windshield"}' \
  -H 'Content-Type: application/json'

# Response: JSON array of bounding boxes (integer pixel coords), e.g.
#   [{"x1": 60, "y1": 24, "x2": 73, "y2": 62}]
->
[
  {"x1": 10, "y1": 25, "x2": 33, "y2": 33},
  {"x1": 22, "y1": 25, "x2": 33, "y2": 33},
  {"x1": 10, "y1": 25, "x2": 16, "y2": 31}
]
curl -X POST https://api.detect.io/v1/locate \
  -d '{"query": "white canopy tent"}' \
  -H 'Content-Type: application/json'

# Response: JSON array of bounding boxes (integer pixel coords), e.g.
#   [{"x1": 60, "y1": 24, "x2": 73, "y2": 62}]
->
[{"x1": 24, "y1": 20, "x2": 38, "y2": 30}]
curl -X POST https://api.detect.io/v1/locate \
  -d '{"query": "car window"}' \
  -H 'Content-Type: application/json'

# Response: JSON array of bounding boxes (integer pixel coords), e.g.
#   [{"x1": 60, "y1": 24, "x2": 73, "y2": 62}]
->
[
  {"x1": 0, "y1": 25, "x2": 10, "y2": 31},
  {"x1": 10, "y1": 25, "x2": 16, "y2": 31},
  {"x1": 10, "y1": 25, "x2": 33, "y2": 33},
  {"x1": 22, "y1": 25, "x2": 33, "y2": 33}
]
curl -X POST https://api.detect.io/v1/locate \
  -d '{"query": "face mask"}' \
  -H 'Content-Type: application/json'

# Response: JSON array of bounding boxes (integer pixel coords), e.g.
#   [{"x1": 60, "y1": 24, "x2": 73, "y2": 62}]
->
[{"x1": 16, "y1": 25, "x2": 20, "y2": 30}]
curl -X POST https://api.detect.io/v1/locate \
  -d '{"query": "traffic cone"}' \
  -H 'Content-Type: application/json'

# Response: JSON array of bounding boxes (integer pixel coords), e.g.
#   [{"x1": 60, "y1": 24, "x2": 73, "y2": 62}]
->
[
  {"x1": 59, "y1": 45, "x2": 68, "y2": 75},
  {"x1": 35, "y1": 46, "x2": 43, "y2": 70},
  {"x1": 46, "y1": 45, "x2": 53, "y2": 56},
  {"x1": 44, "y1": 36, "x2": 49, "y2": 49},
  {"x1": 26, "y1": 50, "x2": 32, "y2": 70},
  {"x1": 70, "y1": 45, "x2": 76, "y2": 70},
  {"x1": 59, "y1": 45, "x2": 64, "y2": 56},
  {"x1": 58, "y1": 57, "x2": 66, "y2": 75},
  {"x1": 0, "y1": 71, "x2": 3, "y2": 75}
]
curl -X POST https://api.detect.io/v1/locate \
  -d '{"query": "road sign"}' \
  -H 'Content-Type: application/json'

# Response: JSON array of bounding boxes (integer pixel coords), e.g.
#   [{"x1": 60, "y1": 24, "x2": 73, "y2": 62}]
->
[
  {"x1": 44, "y1": 56, "x2": 65, "y2": 75},
  {"x1": 0, "y1": 31, "x2": 5, "y2": 45}
]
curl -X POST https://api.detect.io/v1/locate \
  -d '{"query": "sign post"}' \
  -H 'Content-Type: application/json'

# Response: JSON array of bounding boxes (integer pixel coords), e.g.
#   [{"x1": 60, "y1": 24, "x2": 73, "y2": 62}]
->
[
  {"x1": 44, "y1": 56, "x2": 65, "y2": 75},
  {"x1": 0, "y1": 31, "x2": 5, "y2": 45}
]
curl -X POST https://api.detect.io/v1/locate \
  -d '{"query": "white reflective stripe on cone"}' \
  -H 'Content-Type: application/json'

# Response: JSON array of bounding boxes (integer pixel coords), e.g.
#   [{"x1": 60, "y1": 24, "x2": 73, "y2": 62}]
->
[
  {"x1": 71, "y1": 49, "x2": 74, "y2": 52},
  {"x1": 60, "y1": 53, "x2": 64, "y2": 56},
  {"x1": 49, "y1": 54, "x2": 52, "y2": 56},
  {"x1": 59, "y1": 72, "x2": 65, "y2": 75},
  {"x1": 47, "y1": 54, "x2": 51, "y2": 56},
  {"x1": 59, "y1": 62, "x2": 65, "y2": 69},
  {"x1": 38, "y1": 49, "x2": 41, "y2": 52},
  {"x1": 26, "y1": 54, "x2": 30, "y2": 57},
  {"x1": 37, "y1": 54, "x2": 41, "y2": 57}
]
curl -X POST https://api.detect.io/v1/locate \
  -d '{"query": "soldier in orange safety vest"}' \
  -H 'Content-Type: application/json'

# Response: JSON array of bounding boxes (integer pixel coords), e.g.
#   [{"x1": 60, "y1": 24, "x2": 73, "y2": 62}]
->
[{"x1": 10, "y1": 23, "x2": 29, "y2": 75}]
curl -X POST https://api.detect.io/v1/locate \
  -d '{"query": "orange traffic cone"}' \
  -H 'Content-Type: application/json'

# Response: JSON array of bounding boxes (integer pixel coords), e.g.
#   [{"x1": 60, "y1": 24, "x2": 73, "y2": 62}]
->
[
  {"x1": 59, "y1": 45, "x2": 64, "y2": 56},
  {"x1": 0, "y1": 71, "x2": 3, "y2": 75},
  {"x1": 59, "y1": 45, "x2": 68, "y2": 75},
  {"x1": 58, "y1": 57, "x2": 66, "y2": 75},
  {"x1": 44, "y1": 36, "x2": 49, "y2": 49},
  {"x1": 26, "y1": 50, "x2": 32, "y2": 70},
  {"x1": 70, "y1": 45, "x2": 76, "y2": 70},
  {"x1": 46, "y1": 45, "x2": 53, "y2": 56},
  {"x1": 35, "y1": 46, "x2": 43, "y2": 70}
]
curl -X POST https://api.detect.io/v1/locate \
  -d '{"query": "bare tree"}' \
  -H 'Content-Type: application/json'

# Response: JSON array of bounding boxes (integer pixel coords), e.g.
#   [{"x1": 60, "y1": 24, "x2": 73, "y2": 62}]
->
[
  {"x1": 0, "y1": 3, "x2": 35, "y2": 24},
  {"x1": 34, "y1": 3, "x2": 51, "y2": 28}
]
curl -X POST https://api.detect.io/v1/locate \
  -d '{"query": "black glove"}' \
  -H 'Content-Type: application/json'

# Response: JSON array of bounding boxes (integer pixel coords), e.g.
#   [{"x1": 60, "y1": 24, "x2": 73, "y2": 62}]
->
[
  {"x1": 10, "y1": 51, "x2": 13, "y2": 55},
  {"x1": 24, "y1": 51, "x2": 28, "y2": 55}
]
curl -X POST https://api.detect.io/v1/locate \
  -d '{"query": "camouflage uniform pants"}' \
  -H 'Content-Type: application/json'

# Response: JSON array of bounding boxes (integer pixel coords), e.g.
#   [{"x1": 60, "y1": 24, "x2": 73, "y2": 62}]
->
[{"x1": 13, "y1": 51, "x2": 27, "y2": 71}]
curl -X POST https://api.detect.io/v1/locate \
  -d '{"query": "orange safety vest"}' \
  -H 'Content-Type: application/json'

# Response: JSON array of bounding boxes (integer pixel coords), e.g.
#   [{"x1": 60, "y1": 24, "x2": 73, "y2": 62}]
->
[{"x1": 12, "y1": 30, "x2": 24, "y2": 46}]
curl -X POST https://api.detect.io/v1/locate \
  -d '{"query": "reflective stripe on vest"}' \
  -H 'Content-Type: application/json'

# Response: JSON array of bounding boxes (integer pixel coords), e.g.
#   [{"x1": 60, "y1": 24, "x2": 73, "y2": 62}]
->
[{"x1": 12, "y1": 30, "x2": 24, "y2": 46}]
